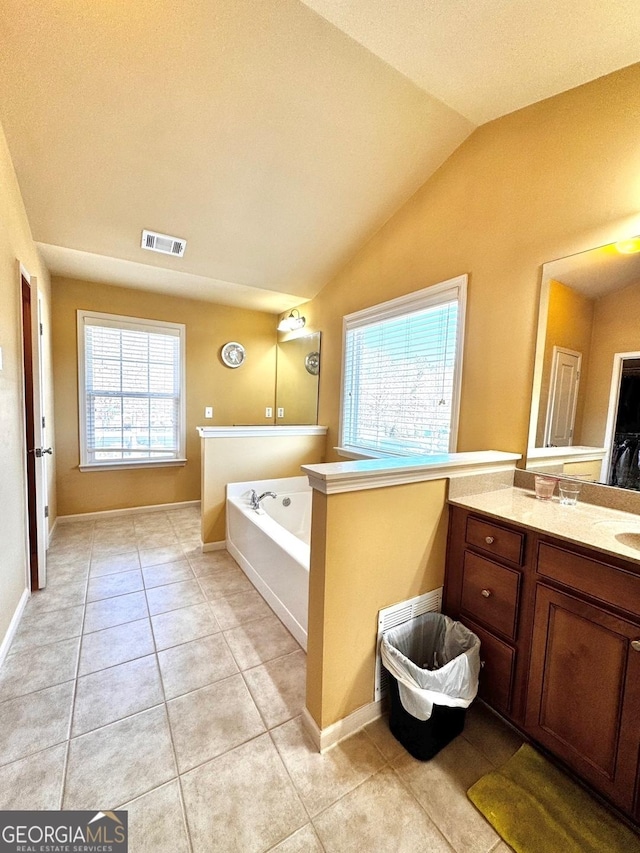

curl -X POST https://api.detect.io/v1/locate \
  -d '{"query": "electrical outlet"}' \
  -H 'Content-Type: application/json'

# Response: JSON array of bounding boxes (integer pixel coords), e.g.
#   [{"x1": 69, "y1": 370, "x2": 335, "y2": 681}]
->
[
  {"x1": 265, "y1": 407, "x2": 273, "y2": 418},
  {"x1": 205, "y1": 406, "x2": 213, "y2": 419},
  {"x1": 277, "y1": 407, "x2": 285, "y2": 418}
]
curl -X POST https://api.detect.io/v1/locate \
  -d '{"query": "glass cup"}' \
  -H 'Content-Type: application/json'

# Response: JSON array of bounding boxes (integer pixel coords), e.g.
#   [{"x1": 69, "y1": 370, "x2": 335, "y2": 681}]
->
[
  {"x1": 534, "y1": 475, "x2": 556, "y2": 500},
  {"x1": 559, "y1": 481, "x2": 581, "y2": 506}
]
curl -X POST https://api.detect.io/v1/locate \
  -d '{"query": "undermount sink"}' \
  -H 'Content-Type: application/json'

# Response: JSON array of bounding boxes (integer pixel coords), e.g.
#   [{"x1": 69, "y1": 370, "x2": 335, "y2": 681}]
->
[{"x1": 593, "y1": 520, "x2": 640, "y2": 550}]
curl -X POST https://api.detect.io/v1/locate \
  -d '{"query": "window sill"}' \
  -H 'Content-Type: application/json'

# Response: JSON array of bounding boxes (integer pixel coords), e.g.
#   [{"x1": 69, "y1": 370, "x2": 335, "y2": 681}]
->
[{"x1": 79, "y1": 459, "x2": 187, "y2": 472}]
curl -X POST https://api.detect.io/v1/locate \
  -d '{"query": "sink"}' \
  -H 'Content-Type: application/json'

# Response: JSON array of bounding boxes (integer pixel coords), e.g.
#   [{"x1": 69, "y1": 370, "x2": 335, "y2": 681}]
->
[{"x1": 592, "y1": 520, "x2": 640, "y2": 550}]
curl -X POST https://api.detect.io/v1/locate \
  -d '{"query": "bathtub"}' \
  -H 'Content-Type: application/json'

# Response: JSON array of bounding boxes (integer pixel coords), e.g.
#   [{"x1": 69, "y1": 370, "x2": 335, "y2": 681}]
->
[{"x1": 226, "y1": 476, "x2": 311, "y2": 649}]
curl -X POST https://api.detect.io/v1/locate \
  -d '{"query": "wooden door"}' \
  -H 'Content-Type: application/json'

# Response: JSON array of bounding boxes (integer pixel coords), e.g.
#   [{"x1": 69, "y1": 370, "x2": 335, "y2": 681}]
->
[{"x1": 526, "y1": 584, "x2": 640, "y2": 813}]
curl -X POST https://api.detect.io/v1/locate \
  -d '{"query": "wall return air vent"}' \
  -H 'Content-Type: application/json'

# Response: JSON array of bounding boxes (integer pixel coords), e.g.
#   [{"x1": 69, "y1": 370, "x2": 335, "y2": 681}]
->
[{"x1": 141, "y1": 229, "x2": 187, "y2": 258}]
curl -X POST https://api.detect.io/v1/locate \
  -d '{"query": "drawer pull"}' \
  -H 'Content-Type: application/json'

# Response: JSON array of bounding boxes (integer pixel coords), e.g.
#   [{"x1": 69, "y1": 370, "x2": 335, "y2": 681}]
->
[
  {"x1": 632, "y1": 640, "x2": 640, "y2": 652},
  {"x1": 481, "y1": 589, "x2": 492, "y2": 598},
  {"x1": 485, "y1": 536, "x2": 495, "y2": 544}
]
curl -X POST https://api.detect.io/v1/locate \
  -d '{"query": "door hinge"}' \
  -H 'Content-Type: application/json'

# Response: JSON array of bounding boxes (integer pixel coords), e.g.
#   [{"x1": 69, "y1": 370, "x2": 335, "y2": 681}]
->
[
  {"x1": 42, "y1": 416, "x2": 46, "y2": 429},
  {"x1": 44, "y1": 505, "x2": 49, "y2": 518},
  {"x1": 39, "y1": 322, "x2": 43, "y2": 335}
]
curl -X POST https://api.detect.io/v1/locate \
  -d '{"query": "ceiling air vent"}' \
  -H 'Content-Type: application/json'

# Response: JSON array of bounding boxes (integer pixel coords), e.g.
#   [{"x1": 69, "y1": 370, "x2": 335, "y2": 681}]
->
[{"x1": 141, "y1": 229, "x2": 187, "y2": 258}]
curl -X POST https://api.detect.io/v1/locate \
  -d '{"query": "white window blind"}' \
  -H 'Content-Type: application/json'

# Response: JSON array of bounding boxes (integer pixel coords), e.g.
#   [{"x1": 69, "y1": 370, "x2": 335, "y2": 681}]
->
[
  {"x1": 78, "y1": 311, "x2": 186, "y2": 467},
  {"x1": 340, "y1": 276, "x2": 466, "y2": 457}
]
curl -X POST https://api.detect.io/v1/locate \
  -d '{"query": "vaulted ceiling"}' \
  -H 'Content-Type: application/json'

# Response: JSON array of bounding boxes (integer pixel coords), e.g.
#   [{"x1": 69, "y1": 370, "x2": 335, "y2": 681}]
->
[{"x1": 1, "y1": 1, "x2": 639, "y2": 310}]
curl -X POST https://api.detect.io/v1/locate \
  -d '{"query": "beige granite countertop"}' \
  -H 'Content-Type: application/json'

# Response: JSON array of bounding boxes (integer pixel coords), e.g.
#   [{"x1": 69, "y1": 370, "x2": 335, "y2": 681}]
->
[{"x1": 448, "y1": 486, "x2": 640, "y2": 567}]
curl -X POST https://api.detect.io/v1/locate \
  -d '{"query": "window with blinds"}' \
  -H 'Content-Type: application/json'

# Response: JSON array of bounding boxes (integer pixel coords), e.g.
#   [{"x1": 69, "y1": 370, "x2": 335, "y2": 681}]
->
[
  {"x1": 340, "y1": 276, "x2": 467, "y2": 458},
  {"x1": 78, "y1": 311, "x2": 186, "y2": 467}
]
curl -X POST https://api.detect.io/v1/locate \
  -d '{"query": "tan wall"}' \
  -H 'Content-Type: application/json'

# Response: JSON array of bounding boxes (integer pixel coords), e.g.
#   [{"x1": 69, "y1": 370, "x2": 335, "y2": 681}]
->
[
  {"x1": 581, "y1": 278, "x2": 640, "y2": 446},
  {"x1": 536, "y1": 279, "x2": 594, "y2": 446},
  {"x1": 300, "y1": 64, "x2": 640, "y2": 463},
  {"x1": 0, "y1": 121, "x2": 55, "y2": 644},
  {"x1": 52, "y1": 278, "x2": 278, "y2": 515},
  {"x1": 201, "y1": 434, "x2": 327, "y2": 543},
  {"x1": 307, "y1": 480, "x2": 449, "y2": 728}
]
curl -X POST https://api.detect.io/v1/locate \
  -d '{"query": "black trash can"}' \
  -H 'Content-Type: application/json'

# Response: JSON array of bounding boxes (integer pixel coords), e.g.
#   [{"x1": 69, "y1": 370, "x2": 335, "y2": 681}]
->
[{"x1": 381, "y1": 612, "x2": 480, "y2": 761}]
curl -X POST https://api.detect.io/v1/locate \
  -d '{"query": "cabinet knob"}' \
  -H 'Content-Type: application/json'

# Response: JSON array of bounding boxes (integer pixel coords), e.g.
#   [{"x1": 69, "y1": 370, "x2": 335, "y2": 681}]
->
[
  {"x1": 632, "y1": 640, "x2": 640, "y2": 652},
  {"x1": 481, "y1": 589, "x2": 492, "y2": 598},
  {"x1": 485, "y1": 536, "x2": 495, "y2": 544}
]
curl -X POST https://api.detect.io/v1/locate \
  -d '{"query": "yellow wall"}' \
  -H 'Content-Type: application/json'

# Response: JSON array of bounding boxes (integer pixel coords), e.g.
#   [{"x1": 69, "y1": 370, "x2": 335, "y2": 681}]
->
[
  {"x1": 582, "y1": 278, "x2": 640, "y2": 445},
  {"x1": 307, "y1": 480, "x2": 449, "y2": 728},
  {"x1": 536, "y1": 279, "x2": 594, "y2": 446},
  {"x1": 52, "y1": 277, "x2": 278, "y2": 515},
  {"x1": 0, "y1": 121, "x2": 55, "y2": 644},
  {"x1": 200, "y1": 433, "x2": 327, "y2": 543},
  {"x1": 300, "y1": 64, "x2": 640, "y2": 462}
]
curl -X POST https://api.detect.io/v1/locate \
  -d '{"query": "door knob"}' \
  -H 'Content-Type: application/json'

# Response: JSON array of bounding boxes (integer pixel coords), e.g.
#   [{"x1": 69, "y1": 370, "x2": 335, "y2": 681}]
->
[
  {"x1": 485, "y1": 536, "x2": 495, "y2": 544},
  {"x1": 481, "y1": 589, "x2": 492, "y2": 598},
  {"x1": 35, "y1": 447, "x2": 53, "y2": 457},
  {"x1": 631, "y1": 640, "x2": 640, "y2": 652}
]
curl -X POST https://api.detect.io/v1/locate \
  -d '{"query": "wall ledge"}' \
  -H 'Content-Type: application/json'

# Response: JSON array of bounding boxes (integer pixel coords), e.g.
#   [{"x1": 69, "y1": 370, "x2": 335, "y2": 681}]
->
[
  {"x1": 197, "y1": 425, "x2": 328, "y2": 438},
  {"x1": 526, "y1": 445, "x2": 606, "y2": 467},
  {"x1": 302, "y1": 450, "x2": 521, "y2": 494}
]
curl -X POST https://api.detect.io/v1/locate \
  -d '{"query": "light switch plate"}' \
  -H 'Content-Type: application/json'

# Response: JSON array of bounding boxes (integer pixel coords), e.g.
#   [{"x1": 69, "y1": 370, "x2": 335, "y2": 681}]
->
[
  {"x1": 205, "y1": 406, "x2": 213, "y2": 418},
  {"x1": 277, "y1": 407, "x2": 284, "y2": 418},
  {"x1": 265, "y1": 407, "x2": 273, "y2": 418}
]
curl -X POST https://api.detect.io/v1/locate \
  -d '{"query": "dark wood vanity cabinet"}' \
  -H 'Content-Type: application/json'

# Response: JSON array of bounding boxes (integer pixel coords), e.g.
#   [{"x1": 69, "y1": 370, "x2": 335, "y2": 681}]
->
[{"x1": 444, "y1": 504, "x2": 640, "y2": 823}]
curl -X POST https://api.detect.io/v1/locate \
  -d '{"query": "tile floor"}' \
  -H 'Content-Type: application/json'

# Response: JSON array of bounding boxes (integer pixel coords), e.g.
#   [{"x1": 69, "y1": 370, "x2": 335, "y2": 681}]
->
[{"x1": 0, "y1": 506, "x2": 522, "y2": 852}]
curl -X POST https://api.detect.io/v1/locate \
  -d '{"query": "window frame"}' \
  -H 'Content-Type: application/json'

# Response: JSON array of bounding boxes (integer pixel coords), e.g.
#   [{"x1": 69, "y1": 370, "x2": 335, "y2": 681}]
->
[
  {"x1": 77, "y1": 310, "x2": 187, "y2": 471},
  {"x1": 337, "y1": 274, "x2": 467, "y2": 460}
]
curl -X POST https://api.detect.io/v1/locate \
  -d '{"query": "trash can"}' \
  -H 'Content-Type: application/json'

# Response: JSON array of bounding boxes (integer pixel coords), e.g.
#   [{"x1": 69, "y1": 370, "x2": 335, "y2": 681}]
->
[{"x1": 380, "y1": 612, "x2": 481, "y2": 760}]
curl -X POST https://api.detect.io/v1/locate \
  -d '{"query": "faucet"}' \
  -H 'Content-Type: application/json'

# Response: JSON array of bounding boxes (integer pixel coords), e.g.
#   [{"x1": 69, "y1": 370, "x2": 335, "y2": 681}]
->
[{"x1": 249, "y1": 490, "x2": 277, "y2": 510}]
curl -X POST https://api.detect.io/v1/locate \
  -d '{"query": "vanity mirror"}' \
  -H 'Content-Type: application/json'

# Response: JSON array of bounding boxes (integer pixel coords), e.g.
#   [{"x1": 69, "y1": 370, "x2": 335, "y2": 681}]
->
[
  {"x1": 527, "y1": 238, "x2": 640, "y2": 490},
  {"x1": 275, "y1": 331, "x2": 321, "y2": 425}
]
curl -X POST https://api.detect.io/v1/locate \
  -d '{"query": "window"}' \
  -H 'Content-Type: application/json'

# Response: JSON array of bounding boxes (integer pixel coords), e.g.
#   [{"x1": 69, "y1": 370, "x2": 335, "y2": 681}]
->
[
  {"x1": 339, "y1": 275, "x2": 466, "y2": 458},
  {"x1": 78, "y1": 311, "x2": 186, "y2": 469}
]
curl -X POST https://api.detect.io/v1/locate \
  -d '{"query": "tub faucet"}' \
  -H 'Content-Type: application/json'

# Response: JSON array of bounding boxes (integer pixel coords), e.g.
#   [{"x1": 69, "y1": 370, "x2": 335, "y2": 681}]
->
[{"x1": 249, "y1": 490, "x2": 277, "y2": 510}]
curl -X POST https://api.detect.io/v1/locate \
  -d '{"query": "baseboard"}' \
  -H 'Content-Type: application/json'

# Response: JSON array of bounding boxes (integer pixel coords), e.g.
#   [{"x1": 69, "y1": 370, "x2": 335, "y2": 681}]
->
[
  {"x1": 302, "y1": 699, "x2": 385, "y2": 753},
  {"x1": 201, "y1": 540, "x2": 226, "y2": 552},
  {"x1": 0, "y1": 588, "x2": 29, "y2": 668},
  {"x1": 56, "y1": 500, "x2": 201, "y2": 524}
]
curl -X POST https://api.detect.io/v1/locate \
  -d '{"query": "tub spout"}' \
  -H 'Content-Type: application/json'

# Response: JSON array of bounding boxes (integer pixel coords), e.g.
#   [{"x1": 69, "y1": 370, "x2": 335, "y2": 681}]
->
[{"x1": 249, "y1": 490, "x2": 277, "y2": 510}]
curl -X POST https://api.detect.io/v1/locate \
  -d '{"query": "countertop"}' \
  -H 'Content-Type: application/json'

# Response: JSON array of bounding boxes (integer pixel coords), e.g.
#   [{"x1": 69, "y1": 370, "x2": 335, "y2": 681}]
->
[{"x1": 449, "y1": 486, "x2": 640, "y2": 567}]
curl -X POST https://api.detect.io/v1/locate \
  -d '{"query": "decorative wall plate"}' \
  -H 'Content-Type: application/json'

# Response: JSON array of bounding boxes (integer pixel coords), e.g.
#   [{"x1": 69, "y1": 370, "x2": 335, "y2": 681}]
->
[
  {"x1": 221, "y1": 341, "x2": 246, "y2": 368},
  {"x1": 305, "y1": 350, "x2": 320, "y2": 375}
]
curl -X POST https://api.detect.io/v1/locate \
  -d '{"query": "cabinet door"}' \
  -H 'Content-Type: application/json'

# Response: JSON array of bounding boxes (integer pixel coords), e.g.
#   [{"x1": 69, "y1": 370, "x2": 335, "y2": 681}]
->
[{"x1": 526, "y1": 585, "x2": 640, "y2": 813}]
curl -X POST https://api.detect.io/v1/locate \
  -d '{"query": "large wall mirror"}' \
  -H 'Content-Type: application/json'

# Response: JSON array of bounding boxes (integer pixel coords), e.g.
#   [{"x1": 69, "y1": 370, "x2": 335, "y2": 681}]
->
[
  {"x1": 275, "y1": 331, "x2": 321, "y2": 424},
  {"x1": 527, "y1": 238, "x2": 640, "y2": 490}
]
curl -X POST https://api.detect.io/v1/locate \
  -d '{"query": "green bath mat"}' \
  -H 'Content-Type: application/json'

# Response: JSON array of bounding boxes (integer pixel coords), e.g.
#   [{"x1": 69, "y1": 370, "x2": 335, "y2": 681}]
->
[{"x1": 467, "y1": 744, "x2": 640, "y2": 853}]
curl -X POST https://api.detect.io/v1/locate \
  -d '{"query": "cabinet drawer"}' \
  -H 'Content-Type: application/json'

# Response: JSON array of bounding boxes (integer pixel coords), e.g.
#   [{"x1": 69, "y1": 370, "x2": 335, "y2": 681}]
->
[
  {"x1": 464, "y1": 618, "x2": 515, "y2": 715},
  {"x1": 461, "y1": 551, "x2": 521, "y2": 639},
  {"x1": 465, "y1": 516, "x2": 525, "y2": 565},
  {"x1": 537, "y1": 542, "x2": 640, "y2": 617}
]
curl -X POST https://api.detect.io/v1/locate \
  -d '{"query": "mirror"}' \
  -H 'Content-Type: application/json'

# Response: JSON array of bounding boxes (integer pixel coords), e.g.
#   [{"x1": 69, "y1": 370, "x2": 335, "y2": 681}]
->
[
  {"x1": 527, "y1": 239, "x2": 640, "y2": 489},
  {"x1": 275, "y1": 331, "x2": 321, "y2": 424}
]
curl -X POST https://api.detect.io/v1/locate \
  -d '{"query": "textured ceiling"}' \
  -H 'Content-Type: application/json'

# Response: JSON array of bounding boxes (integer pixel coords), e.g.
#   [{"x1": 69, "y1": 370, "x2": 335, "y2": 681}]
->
[{"x1": 1, "y1": 1, "x2": 639, "y2": 310}]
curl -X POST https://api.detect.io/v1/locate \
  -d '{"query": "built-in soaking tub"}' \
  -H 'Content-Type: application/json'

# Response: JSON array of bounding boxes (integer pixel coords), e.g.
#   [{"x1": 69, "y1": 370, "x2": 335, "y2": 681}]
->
[{"x1": 226, "y1": 476, "x2": 311, "y2": 649}]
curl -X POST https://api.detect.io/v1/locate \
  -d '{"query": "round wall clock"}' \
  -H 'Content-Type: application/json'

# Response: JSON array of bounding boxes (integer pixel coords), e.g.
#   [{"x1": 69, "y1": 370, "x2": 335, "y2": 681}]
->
[{"x1": 221, "y1": 341, "x2": 246, "y2": 368}]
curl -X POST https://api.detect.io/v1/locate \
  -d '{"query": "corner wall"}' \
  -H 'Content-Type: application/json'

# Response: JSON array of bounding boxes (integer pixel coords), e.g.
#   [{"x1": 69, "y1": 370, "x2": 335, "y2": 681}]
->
[{"x1": 0, "y1": 121, "x2": 54, "y2": 646}]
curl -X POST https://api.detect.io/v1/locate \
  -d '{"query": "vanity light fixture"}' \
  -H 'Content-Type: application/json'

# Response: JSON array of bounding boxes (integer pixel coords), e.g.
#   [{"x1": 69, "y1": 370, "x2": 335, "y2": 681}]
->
[
  {"x1": 277, "y1": 309, "x2": 306, "y2": 332},
  {"x1": 615, "y1": 236, "x2": 640, "y2": 254}
]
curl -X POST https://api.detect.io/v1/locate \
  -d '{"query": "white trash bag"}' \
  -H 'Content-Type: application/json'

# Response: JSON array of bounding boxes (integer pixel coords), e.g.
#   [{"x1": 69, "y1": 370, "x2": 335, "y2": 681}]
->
[{"x1": 380, "y1": 613, "x2": 481, "y2": 722}]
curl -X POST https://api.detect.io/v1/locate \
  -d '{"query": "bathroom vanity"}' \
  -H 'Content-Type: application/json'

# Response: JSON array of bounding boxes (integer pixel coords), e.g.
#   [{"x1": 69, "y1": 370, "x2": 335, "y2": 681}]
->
[{"x1": 443, "y1": 488, "x2": 640, "y2": 823}]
